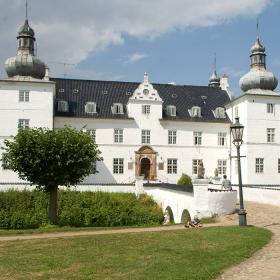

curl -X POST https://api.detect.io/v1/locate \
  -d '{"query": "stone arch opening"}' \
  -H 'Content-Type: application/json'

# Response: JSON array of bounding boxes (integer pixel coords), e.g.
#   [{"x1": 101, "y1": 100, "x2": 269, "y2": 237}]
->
[
  {"x1": 181, "y1": 209, "x2": 191, "y2": 224},
  {"x1": 140, "y1": 157, "x2": 151, "y2": 179},
  {"x1": 165, "y1": 206, "x2": 174, "y2": 224}
]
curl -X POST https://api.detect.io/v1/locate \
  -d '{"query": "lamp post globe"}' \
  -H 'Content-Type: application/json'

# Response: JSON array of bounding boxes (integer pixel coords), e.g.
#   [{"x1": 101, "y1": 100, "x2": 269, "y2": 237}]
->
[{"x1": 230, "y1": 117, "x2": 247, "y2": 226}]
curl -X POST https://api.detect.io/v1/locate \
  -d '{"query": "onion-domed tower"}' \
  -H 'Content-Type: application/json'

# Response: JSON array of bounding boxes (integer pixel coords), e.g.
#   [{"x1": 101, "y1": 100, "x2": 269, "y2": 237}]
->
[
  {"x1": 4, "y1": 15, "x2": 47, "y2": 80},
  {"x1": 239, "y1": 35, "x2": 278, "y2": 93}
]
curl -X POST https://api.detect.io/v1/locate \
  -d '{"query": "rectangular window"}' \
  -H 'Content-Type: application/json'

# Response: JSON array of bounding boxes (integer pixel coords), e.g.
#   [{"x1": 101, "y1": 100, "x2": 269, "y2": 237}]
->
[
  {"x1": 234, "y1": 106, "x2": 239, "y2": 117},
  {"x1": 255, "y1": 158, "x2": 264, "y2": 173},
  {"x1": 114, "y1": 129, "x2": 123, "y2": 143},
  {"x1": 267, "y1": 128, "x2": 275, "y2": 143},
  {"x1": 19, "y1": 90, "x2": 29, "y2": 102},
  {"x1": 278, "y1": 159, "x2": 280, "y2": 173},
  {"x1": 142, "y1": 130, "x2": 150, "y2": 144},
  {"x1": 167, "y1": 159, "x2": 177, "y2": 174},
  {"x1": 193, "y1": 131, "x2": 202, "y2": 145},
  {"x1": 113, "y1": 158, "x2": 124, "y2": 174},
  {"x1": 142, "y1": 105, "x2": 151, "y2": 115},
  {"x1": 86, "y1": 129, "x2": 96, "y2": 142},
  {"x1": 90, "y1": 162, "x2": 97, "y2": 174},
  {"x1": 218, "y1": 132, "x2": 227, "y2": 146},
  {"x1": 168, "y1": 130, "x2": 177, "y2": 144},
  {"x1": 192, "y1": 159, "x2": 202, "y2": 175},
  {"x1": 267, "y1": 103, "x2": 274, "y2": 113},
  {"x1": 18, "y1": 119, "x2": 30, "y2": 129},
  {"x1": 217, "y1": 160, "x2": 227, "y2": 175}
]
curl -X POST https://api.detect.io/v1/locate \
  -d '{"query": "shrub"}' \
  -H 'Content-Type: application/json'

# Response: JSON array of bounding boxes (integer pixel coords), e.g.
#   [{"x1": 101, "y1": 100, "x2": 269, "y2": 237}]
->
[
  {"x1": 177, "y1": 173, "x2": 192, "y2": 186},
  {"x1": 0, "y1": 190, "x2": 163, "y2": 229}
]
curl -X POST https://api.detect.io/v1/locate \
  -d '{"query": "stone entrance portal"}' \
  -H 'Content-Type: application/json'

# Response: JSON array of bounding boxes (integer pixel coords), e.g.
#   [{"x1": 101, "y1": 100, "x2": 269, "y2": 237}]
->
[{"x1": 135, "y1": 146, "x2": 157, "y2": 180}]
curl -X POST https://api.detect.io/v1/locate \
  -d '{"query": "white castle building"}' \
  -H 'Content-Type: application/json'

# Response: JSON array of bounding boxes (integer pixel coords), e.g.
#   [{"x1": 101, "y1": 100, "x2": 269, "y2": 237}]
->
[{"x1": 0, "y1": 18, "x2": 279, "y2": 187}]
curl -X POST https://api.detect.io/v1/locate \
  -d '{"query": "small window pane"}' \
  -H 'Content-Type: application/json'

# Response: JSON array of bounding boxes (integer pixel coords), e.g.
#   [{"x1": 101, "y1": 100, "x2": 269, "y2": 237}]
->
[
  {"x1": 113, "y1": 158, "x2": 124, "y2": 174},
  {"x1": 168, "y1": 130, "x2": 177, "y2": 145},
  {"x1": 114, "y1": 129, "x2": 123, "y2": 143},
  {"x1": 193, "y1": 131, "x2": 202, "y2": 145},
  {"x1": 255, "y1": 158, "x2": 264, "y2": 173},
  {"x1": 167, "y1": 159, "x2": 177, "y2": 174}
]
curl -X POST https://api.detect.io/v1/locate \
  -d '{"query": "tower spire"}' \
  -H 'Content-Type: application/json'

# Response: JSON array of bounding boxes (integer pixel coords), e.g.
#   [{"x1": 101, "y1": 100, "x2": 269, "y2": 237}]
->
[
  {"x1": 25, "y1": 0, "x2": 28, "y2": 20},
  {"x1": 256, "y1": 18, "x2": 259, "y2": 38},
  {"x1": 214, "y1": 52, "x2": 217, "y2": 73},
  {"x1": 208, "y1": 53, "x2": 220, "y2": 87}
]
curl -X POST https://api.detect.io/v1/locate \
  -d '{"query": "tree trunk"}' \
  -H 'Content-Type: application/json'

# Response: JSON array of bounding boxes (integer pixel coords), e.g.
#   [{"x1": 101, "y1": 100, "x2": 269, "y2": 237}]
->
[{"x1": 49, "y1": 186, "x2": 58, "y2": 224}]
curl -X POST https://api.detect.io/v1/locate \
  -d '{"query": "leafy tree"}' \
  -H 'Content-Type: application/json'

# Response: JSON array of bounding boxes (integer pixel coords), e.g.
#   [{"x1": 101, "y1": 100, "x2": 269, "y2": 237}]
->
[
  {"x1": 2, "y1": 127, "x2": 102, "y2": 224},
  {"x1": 177, "y1": 173, "x2": 192, "y2": 186}
]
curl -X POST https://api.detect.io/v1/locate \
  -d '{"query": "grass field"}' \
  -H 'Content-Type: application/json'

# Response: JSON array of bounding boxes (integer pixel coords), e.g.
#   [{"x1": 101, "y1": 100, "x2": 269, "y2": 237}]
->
[{"x1": 0, "y1": 226, "x2": 271, "y2": 280}]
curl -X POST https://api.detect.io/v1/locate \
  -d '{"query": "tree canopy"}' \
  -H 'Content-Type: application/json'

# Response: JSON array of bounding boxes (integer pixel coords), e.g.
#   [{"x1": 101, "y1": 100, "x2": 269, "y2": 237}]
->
[{"x1": 2, "y1": 126, "x2": 102, "y2": 223}]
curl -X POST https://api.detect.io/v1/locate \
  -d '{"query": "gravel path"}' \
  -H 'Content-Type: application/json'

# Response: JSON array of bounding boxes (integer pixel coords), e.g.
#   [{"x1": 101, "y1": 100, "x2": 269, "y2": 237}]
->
[{"x1": 216, "y1": 201, "x2": 280, "y2": 280}]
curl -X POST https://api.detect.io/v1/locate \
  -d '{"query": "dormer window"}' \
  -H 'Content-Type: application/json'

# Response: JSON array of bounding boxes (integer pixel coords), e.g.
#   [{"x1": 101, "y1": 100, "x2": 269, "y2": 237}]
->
[
  {"x1": 166, "y1": 105, "x2": 176, "y2": 117},
  {"x1": 214, "y1": 107, "x2": 226, "y2": 118},
  {"x1": 190, "y1": 106, "x2": 201, "y2": 117},
  {"x1": 111, "y1": 103, "x2": 124, "y2": 114},
  {"x1": 57, "y1": 101, "x2": 69, "y2": 112},
  {"x1": 85, "y1": 102, "x2": 97, "y2": 114}
]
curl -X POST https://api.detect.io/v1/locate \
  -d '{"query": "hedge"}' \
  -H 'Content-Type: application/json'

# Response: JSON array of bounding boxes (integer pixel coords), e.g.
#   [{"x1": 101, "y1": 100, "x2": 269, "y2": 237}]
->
[{"x1": 0, "y1": 190, "x2": 164, "y2": 229}]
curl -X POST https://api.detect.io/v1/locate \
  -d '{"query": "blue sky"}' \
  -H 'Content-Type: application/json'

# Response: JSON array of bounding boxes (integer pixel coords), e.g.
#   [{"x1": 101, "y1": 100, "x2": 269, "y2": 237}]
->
[{"x1": 0, "y1": 0, "x2": 279, "y2": 96}]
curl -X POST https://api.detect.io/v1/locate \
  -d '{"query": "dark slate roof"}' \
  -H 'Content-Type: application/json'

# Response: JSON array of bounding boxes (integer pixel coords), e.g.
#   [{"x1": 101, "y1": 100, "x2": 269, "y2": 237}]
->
[{"x1": 50, "y1": 78, "x2": 231, "y2": 123}]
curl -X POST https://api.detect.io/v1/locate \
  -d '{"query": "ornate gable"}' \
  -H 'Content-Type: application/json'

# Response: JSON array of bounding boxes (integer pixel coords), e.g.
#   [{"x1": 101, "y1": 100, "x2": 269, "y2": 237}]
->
[{"x1": 129, "y1": 73, "x2": 162, "y2": 102}]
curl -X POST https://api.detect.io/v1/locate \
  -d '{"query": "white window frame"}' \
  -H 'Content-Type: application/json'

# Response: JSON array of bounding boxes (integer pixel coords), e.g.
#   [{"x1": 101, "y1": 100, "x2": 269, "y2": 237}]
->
[
  {"x1": 255, "y1": 158, "x2": 264, "y2": 173},
  {"x1": 114, "y1": 129, "x2": 123, "y2": 143},
  {"x1": 193, "y1": 131, "x2": 202, "y2": 145},
  {"x1": 142, "y1": 105, "x2": 151, "y2": 115},
  {"x1": 215, "y1": 107, "x2": 225, "y2": 118},
  {"x1": 85, "y1": 102, "x2": 97, "y2": 114},
  {"x1": 112, "y1": 103, "x2": 124, "y2": 114},
  {"x1": 167, "y1": 159, "x2": 177, "y2": 174},
  {"x1": 57, "y1": 101, "x2": 69, "y2": 112},
  {"x1": 19, "y1": 90, "x2": 29, "y2": 102},
  {"x1": 18, "y1": 119, "x2": 30, "y2": 130},
  {"x1": 217, "y1": 159, "x2": 227, "y2": 175},
  {"x1": 218, "y1": 132, "x2": 227, "y2": 146},
  {"x1": 191, "y1": 106, "x2": 201, "y2": 117},
  {"x1": 168, "y1": 130, "x2": 177, "y2": 145},
  {"x1": 267, "y1": 128, "x2": 275, "y2": 143},
  {"x1": 267, "y1": 103, "x2": 274, "y2": 114},
  {"x1": 192, "y1": 159, "x2": 202, "y2": 175},
  {"x1": 113, "y1": 158, "x2": 124, "y2": 174},
  {"x1": 142, "y1": 130, "x2": 150, "y2": 144},
  {"x1": 166, "y1": 105, "x2": 176, "y2": 117}
]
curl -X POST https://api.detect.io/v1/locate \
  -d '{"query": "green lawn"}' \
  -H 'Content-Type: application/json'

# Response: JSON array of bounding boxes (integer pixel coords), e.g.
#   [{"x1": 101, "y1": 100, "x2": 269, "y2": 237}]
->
[{"x1": 0, "y1": 226, "x2": 271, "y2": 280}]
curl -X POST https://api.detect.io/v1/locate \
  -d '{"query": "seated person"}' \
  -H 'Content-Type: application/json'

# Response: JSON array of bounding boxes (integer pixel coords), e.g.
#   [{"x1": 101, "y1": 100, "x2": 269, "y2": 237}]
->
[
  {"x1": 163, "y1": 210, "x2": 170, "y2": 225},
  {"x1": 221, "y1": 175, "x2": 232, "y2": 190},
  {"x1": 185, "y1": 215, "x2": 202, "y2": 228}
]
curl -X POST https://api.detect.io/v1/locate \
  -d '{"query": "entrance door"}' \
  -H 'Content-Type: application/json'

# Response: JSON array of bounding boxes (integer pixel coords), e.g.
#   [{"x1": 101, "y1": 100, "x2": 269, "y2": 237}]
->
[{"x1": 140, "y1": 158, "x2": 151, "y2": 179}]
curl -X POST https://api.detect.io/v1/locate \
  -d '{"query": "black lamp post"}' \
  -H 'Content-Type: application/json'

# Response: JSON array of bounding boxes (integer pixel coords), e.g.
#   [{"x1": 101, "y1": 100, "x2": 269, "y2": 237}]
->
[{"x1": 230, "y1": 117, "x2": 247, "y2": 226}]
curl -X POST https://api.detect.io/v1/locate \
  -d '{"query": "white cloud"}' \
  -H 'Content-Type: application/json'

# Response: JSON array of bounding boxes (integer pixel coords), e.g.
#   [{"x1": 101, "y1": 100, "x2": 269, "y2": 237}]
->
[
  {"x1": 124, "y1": 52, "x2": 148, "y2": 64},
  {"x1": 0, "y1": 0, "x2": 273, "y2": 77},
  {"x1": 220, "y1": 66, "x2": 246, "y2": 78}
]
